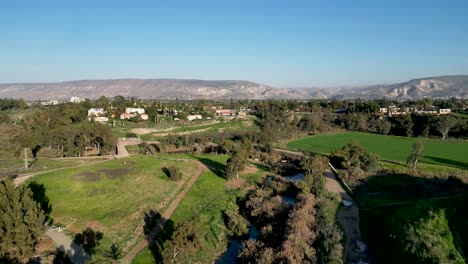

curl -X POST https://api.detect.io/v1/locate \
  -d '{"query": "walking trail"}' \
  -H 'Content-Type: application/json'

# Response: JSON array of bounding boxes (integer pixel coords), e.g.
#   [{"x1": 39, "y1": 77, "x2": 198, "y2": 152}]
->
[
  {"x1": 121, "y1": 161, "x2": 207, "y2": 264},
  {"x1": 324, "y1": 171, "x2": 371, "y2": 264}
]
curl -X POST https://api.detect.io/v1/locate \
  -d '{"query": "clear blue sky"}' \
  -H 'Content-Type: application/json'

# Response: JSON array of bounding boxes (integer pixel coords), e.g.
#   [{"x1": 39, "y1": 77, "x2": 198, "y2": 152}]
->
[{"x1": 1, "y1": 0, "x2": 468, "y2": 87}]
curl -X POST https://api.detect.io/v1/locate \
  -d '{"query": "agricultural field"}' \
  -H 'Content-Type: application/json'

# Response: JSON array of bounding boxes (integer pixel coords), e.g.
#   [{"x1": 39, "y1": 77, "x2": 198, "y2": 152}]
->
[
  {"x1": 24, "y1": 156, "x2": 198, "y2": 252},
  {"x1": 287, "y1": 132, "x2": 468, "y2": 170},
  {"x1": 132, "y1": 154, "x2": 268, "y2": 263}
]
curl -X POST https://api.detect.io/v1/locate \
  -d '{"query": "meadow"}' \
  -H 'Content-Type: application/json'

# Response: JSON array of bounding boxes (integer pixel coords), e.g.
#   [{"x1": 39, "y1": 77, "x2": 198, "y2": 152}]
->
[
  {"x1": 287, "y1": 132, "x2": 468, "y2": 169},
  {"x1": 25, "y1": 156, "x2": 197, "y2": 251}
]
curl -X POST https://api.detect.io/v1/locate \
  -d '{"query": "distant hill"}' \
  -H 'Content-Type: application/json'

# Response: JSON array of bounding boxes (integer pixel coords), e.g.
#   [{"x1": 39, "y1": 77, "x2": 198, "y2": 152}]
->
[
  {"x1": 0, "y1": 75, "x2": 467, "y2": 100},
  {"x1": 313, "y1": 75, "x2": 468, "y2": 100}
]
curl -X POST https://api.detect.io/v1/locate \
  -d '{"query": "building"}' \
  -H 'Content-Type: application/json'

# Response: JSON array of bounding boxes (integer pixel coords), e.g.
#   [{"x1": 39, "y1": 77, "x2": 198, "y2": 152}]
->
[
  {"x1": 379, "y1": 108, "x2": 388, "y2": 113},
  {"x1": 125, "y1": 107, "x2": 145, "y2": 114},
  {"x1": 438, "y1": 109, "x2": 451, "y2": 114},
  {"x1": 70, "y1": 97, "x2": 83, "y2": 103},
  {"x1": 120, "y1": 112, "x2": 149, "y2": 120},
  {"x1": 187, "y1": 114, "x2": 203, "y2": 121},
  {"x1": 92, "y1": 116, "x2": 109, "y2": 123},
  {"x1": 88, "y1": 108, "x2": 105, "y2": 117},
  {"x1": 237, "y1": 111, "x2": 247, "y2": 118},
  {"x1": 215, "y1": 109, "x2": 236, "y2": 116}
]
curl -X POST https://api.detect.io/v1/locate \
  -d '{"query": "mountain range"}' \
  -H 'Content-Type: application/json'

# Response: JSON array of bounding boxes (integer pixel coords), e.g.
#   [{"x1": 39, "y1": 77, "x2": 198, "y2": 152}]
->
[{"x1": 0, "y1": 75, "x2": 466, "y2": 101}]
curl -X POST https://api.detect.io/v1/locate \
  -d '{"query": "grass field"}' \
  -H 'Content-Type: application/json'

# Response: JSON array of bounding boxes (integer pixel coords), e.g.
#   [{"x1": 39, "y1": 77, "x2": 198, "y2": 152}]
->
[
  {"x1": 132, "y1": 154, "x2": 268, "y2": 263},
  {"x1": 287, "y1": 132, "x2": 468, "y2": 169},
  {"x1": 25, "y1": 156, "x2": 197, "y2": 251}
]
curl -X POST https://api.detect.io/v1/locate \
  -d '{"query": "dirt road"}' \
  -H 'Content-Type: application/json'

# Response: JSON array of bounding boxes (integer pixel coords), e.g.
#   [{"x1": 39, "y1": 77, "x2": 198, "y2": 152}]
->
[
  {"x1": 324, "y1": 171, "x2": 371, "y2": 264},
  {"x1": 121, "y1": 161, "x2": 207, "y2": 264}
]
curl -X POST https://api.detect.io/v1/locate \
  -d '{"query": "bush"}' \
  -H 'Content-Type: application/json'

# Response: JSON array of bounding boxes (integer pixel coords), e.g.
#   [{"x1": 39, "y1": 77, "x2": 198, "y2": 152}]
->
[{"x1": 165, "y1": 166, "x2": 182, "y2": 181}]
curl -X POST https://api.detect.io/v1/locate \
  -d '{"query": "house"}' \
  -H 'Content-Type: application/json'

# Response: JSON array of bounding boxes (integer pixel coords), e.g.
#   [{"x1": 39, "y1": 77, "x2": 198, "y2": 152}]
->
[
  {"x1": 92, "y1": 116, "x2": 109, "y2": 123},
  {"x1": 379, "y1": 108, "x2": 388, "y2": 113},
  {"x1": 438, "y1": 109, "x2": 451, "y2": 115},
  {"x1": 187, "y1": 114, "x2": 203, "y2": 121},
  {"x1": 88, "y1": 108, "x2": 105, "y2": 117},
  {"x1": 237, "y1": 111, "x2": 247, "y2": 118},
  {"x1": 120, "y1": 112, "x2": 149, "y2": 120},
  {"x1": 70, "y1": 97, "x2": 83, "y2": 103},
  {"x1": 125, "y1": 107, "x2": 145, "y2": 114},
  {"x1": 215, "y1": 109, "x2": 236, "y2": 116}
]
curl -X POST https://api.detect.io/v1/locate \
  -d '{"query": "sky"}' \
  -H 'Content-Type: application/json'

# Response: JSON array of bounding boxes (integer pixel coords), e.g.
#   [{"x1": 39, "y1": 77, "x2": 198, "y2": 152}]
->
[{"x1": 1, "y1": 0, "x2": 468, "y2": 87}]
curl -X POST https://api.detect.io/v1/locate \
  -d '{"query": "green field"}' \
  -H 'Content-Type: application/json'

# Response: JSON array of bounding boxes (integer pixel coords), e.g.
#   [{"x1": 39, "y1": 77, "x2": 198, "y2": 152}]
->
[
  {"x1": 26, "y1": 156, "x2": 197, "y2": 251},
  {"x1": 287, "y1": 132, "x2": 468, "y2": 169},
  {"x1": 133, "y1": 155, "x2": 268, "y2": 263}
]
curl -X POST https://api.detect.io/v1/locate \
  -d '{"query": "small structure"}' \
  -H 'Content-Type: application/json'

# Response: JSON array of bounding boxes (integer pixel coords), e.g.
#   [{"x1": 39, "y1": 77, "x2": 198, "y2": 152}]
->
[
  {"x1": 125, "y1": 107, "x2": 145, "y2": 114},
  {"x1": 216, "y1": 109, "x2": 236, "y2": 116},
  {"x1": 187, "y1": 114, "x2": 202, "y2": 121},
  {"x1": 70, "y1": 97, "x2": 83, "y2": 103},
  {"x1": 438, "y1": 108, "x2": 451, "y2": 114},
  {"x1": 120, "y1": 112, "x2": 149, "y2": 120},
  {"x1": 92, "y1": 116, "x2": 109, "y2": 123},
  {"x1": 379, "y1": 108, "x2": 388, "y2": 113},
  {"x1": 88, "y1": 108, "x2": 105, "y2": 117},
  {"x1": 237, "y1": 111, "x2": 247, "y2": 118}
]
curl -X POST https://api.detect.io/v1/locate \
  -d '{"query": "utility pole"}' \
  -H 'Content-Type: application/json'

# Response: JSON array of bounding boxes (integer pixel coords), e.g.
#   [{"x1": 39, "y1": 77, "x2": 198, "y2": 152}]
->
[{"x1": 24, "y1": 148, "x2": 28, "y2": 170}]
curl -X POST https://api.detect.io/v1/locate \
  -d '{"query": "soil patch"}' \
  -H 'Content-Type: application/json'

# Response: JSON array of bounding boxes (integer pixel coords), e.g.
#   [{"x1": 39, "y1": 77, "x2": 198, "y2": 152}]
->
[
  {"x1": 241, "y1": 165, "x2": 259, "y2": 175},
  {"x1": 35, "y1": 236, "x2": 56, "y2": 253},
  {"x1": 226, "y1": 178, "x2": 248, "y2": 190},
  {"x1": 72, "y1": 171, "x2": 101, "y2": 182},
  {"x1": 98, "y1": 168, "x2": 131, "y2": 179}
]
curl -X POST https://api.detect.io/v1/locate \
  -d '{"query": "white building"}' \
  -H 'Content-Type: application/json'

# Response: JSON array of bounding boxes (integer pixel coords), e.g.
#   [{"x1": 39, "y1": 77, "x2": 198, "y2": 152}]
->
[
  {"x1": 88, "y1": 108, "x2": 105, "y2": 117},
  {"x1": 92, "y1": 116, "x2": 109, "y2": 123},
  {"x1": 120, "y1": 112, "x2": 149, "y2": 120},
  {"x1": 187, "y1": 114, "x2": 203, "y2": 121},
  {"x1": 125, "y1": 107, "x2": 145, "y2": 114},
  {"x1": 438, "y1": 109, "x2": 451, "y2": 115},
  {"x1": 70, "y1": 97, "x2": 83, "y2": 103}
]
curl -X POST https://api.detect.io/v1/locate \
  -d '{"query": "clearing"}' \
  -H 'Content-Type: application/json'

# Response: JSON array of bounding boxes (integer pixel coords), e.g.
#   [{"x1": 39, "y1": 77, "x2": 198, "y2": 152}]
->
[{"x1": 25, "y1": 156, "x2": 198, "y2": 253}]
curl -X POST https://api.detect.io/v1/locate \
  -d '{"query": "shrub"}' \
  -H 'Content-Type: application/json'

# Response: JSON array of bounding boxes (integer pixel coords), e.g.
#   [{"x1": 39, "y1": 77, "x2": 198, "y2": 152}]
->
[{"x1": 165, "y1": 166, "x2": 182, "y2": 181}]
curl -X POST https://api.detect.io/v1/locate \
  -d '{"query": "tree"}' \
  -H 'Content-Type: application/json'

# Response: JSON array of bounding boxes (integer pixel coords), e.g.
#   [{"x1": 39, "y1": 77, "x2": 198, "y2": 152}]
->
[
  {"x1": 162, "y1": 221, "x2": 200, "y2": 263},
  {"x1": 376, "y1": 118, "x2": 391, "y2": 135},
  {"x1": 407, "y1": 141, "x2": 424, "y2": 170},
  {"x1": 436, "y1": 116, "x2": 457, "y2": 140},
  {"x1": 0, "y1": 178, "x2": 46, "y2": 262},
  {"x1": 74, "y1": 228, "x2": 103, "y2": 254},
  {"x1": 225, "y1": 148, "x2": 247, "y2": 180}
]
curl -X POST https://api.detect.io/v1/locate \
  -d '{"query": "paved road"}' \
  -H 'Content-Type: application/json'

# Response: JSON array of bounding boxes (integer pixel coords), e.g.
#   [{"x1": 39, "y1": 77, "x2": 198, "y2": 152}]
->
[
  {"x1": 47, "y1": 231, "x2": 91, "y2": 264},
  {"x1": 121, "y1": 161, "x2": 207, "y2": 264}
]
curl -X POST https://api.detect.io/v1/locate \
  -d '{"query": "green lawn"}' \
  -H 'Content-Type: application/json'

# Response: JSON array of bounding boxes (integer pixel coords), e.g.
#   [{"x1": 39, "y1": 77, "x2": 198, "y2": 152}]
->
[
  {"x1": 26, "y1": 156, "x2": 197, "y2": 251},
  {"x1": 133, "y1": 154, "x2": 267, "y2": 263},
  {"x1": 287, "y1": 132, "x2": 468, "y2": 169}
]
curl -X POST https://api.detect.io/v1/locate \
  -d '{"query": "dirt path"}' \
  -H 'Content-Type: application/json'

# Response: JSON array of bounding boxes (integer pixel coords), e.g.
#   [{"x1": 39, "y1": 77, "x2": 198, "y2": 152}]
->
[
  {"x1": 324, "y1": 171, "x2": 371, "y2": 264},
  {"x1": 46, "y1": 231, "x2": 91, "y2": 264},
  {"x1": 121, "y1": 161, "x2": 207, "y2": 264}
]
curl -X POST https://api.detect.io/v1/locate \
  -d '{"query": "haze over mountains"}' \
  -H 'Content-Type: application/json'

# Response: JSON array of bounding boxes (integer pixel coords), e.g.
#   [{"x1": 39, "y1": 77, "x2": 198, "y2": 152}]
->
[{"x1": 0, "y1": 75, "x2": 467, "y2": 101}]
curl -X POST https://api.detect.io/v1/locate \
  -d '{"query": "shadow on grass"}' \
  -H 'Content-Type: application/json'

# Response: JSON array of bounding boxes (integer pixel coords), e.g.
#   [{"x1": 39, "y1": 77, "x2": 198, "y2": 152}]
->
[
  {"x1": 189, "y1": 155, "x2": 226, "y2": 179},
  {"x1": 142, "y1": 209, "x2": 175, "y2": 262},
  {"x1": 424, "y1": 156, "x2": 468, "y2": 170},
  {"x1": 28, "y1": 181, "x2": 53, "y2": 222}
]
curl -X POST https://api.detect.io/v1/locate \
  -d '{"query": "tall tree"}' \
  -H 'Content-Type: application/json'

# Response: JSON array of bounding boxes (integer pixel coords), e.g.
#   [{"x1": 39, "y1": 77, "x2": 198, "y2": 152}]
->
[
  {"x1": 0, "y1": 178, "x2": 46, "y2": 262},
  {"x1": 225, "y1": 148, "x2": 247, "y2": 180},
  {"x1": 436, "y1": 116, "x2": 457, "y2": 140},
  {"x1": 407, "y1": 141, "x2": 424, "y2": 170}
]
